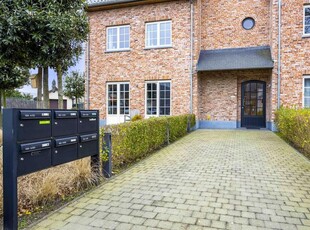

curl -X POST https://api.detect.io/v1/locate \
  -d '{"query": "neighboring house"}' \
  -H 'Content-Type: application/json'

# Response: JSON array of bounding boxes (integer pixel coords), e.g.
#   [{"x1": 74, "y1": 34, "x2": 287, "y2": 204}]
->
[
  {"x1": 49, "y1": 80, "x2": 73, "y2": 109},
  {"x1": 86, "y1": 0, "x2": 310, "y2": 130}
]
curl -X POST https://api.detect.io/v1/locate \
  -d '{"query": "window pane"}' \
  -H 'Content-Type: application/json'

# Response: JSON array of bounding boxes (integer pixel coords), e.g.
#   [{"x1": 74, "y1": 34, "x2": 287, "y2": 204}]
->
[
  {"x1": 107, "y1": 28, "x2": 117, "y2": 50},
  {"x1": 119, "y1": 26, "x2": 130, "y2": 49},
  {"x1": 305, "y1": 79, "x2": 310, "y2": 87},
  {"x1": 304, "y1": 98, "x2": 310, "y2": 108},
  {"x1": 146, "y1": 83, "x2": 157, "y2": 115},
  {"x1": 120, "y1": 83, "x2": 129, "y2": 115},
  {"x1": 147, "y1": 24, "x2": 158, "y2": 47},
  {"x1": 108, "y1": 84, "x2": 117, "y2": 115},
  {"x1": 305, "y1": 26, "x2": 310, "y2": 34},
  {"x1": 159, "y1": 22, "x2": 171, "y2": 46},
  {"x1": 159, "y1": 82, "x2": 171, "y2": 115},
  {"x1": 305, "y1": 88, "x2": 310, "y2": 97},
  {"x1": 305, "y1": 7, "x2": 310, "y2": 17}
]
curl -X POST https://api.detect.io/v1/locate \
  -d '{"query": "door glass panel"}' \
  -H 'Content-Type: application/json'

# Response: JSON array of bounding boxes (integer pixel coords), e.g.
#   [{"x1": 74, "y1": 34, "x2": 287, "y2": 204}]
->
[
  {"x1": 251, "y1": 83, "x2": 257, "y2": 92},
  {"x1": 108, "y1": 84, "x2": 117, "y2": 115},
  {"x1": 120, "y1": 83, "x2": 129, "y2": 115},
  {"x1": 159, "y1": 82, "x2": 171, "y2": 115},
  {"x1": 147, "y1": 83, "x2": 157, "y2": 115},
  {"x1": 243, "y1": 82, "x2": 265, "y2": 117}
]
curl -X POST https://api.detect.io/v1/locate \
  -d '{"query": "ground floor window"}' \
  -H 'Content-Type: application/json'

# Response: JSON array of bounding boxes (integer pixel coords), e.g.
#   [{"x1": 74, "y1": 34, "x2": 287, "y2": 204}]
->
[
  {"x1": 145, "y1": 81, "x2": 171, "y2": 116},
  {"x1": 107, "y1": 82, "x2": 130, "y2": 115},
  {"x1": 304, "y1": 77, "x2": 310, "y2": 108}
]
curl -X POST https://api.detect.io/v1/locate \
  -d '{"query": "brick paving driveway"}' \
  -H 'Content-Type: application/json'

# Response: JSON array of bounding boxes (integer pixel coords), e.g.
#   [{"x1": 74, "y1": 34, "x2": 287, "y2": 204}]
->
[{"x1": 31, "y1": 130, "x2": 310, "y2": 230}]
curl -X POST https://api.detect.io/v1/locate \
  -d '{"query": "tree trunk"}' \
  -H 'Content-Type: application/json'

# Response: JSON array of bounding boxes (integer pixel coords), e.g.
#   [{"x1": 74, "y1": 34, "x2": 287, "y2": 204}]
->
[
  {"x1": 56, "y1": 65, "x2": 64, "y2": 109},
  {"x1": 2, "y1": 90, "x2": 7, "y2": 108},
  {"x1": 0, "y1": 90, "x2": 2, "y2": 110},
  {"x1": 43, "y1": 67, "x2": 49, "y2": 109},
  {"x1": 37, "y1": 67, "x2": 43, "y2": 108}
]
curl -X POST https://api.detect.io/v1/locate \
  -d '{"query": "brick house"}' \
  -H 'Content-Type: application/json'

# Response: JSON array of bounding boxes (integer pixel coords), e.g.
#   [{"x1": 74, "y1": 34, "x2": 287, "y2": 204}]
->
[{"x1": 86, "y1": 0, "x2": 310, "y2": 130}]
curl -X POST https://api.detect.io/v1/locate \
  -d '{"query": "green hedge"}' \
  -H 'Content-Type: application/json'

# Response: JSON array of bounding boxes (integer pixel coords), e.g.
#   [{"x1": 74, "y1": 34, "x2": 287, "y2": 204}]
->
[
  {"x1": 101, "y1": 114, "x2": 196, "y2": 169},
  {"x1": 275, "y1": 107, "x2": 310, "y2": 158}
]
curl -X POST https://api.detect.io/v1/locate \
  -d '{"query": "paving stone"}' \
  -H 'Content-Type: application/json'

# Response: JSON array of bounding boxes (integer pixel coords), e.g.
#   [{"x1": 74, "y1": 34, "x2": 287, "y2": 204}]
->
[{"x1": 29, "y1": 131, "x2": 310, "y2": 230}]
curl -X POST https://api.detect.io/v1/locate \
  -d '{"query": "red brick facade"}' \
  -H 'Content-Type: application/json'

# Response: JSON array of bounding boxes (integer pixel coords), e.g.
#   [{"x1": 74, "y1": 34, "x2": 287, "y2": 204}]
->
[{"x1": 87, "y1": 0, "x2": 310, "y2": 129}]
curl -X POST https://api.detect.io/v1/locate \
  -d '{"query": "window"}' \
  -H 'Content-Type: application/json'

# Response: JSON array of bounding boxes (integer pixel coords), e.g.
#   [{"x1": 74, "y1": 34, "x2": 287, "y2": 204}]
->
[
  {"x1": 304, "y1": 77, "x2": 310, "y2": 108},
  {"x1": 106, "y1": 25, "x2": 130, "y2": 51},
  {"x1": 146, "y1": 81, "x2": 171, "y2": 116},
  {"x1": 304, "y1": 6, "x2": 310, "y2": 36},
  {"x1": 146, "y1": 21, "x2": 172, "y2": 48},
  {"x1": 107, "y1": 83, "x2": 130, "y2": 115},
  {"x1": 242, "y1": 17, "x2": 255, "y2": 30}
]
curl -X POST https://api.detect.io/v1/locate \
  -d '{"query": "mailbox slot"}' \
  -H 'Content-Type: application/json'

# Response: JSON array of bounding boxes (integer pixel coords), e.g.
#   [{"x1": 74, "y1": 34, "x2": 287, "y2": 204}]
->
[
  {"x1": 18, "y1": 140, "x2": 52, "y2": 176},
  {"x1": 78, "y1": 133, "x2": 99, "y2": 158},
  {"x1": 18, "y1": 110, "x2": 51, "y2": 141},
  {"x1": 52, "y1": 111, "x2": 78, "y2": 137},
  {"x1": 78, "y1": 111, "x2": 98, "y2": 134},
  {"x1": 52, "y1": 136, "x2": 78, "y2": 166}
]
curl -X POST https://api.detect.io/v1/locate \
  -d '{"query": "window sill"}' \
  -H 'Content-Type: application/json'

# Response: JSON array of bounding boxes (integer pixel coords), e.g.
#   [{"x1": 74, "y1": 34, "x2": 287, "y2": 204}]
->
[
  {"x1": 105, "y1": 49, "x2": 131, "y2": 53},
  {"x1": 302, "y1": 34, "x2": 310, "y2": 38},
  {"x1": 144, "y1": 46, "x2": 173, "y2": 50}
]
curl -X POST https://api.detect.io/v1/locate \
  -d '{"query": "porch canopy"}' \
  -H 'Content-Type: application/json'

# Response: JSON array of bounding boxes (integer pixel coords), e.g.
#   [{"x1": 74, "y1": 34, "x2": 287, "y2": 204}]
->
[{"x1": 196, "y1": 46, "x2": 274, "y2": 72}]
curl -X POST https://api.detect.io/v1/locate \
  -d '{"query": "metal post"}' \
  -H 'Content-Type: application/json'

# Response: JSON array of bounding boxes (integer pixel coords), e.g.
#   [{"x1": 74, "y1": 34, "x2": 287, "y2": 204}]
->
[
  {"x1": 102, "y1": 133, "x2": 112, "y2": 178},
  {"x1": 3, "y1": 109, "x2": 18, "y2": 230}
]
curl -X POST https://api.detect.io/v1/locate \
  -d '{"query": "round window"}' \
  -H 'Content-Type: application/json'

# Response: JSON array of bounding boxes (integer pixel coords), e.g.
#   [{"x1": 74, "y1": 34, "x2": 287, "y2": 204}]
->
[{"x1": 242, "y1": 17, "x2": 255, "y2": 30}]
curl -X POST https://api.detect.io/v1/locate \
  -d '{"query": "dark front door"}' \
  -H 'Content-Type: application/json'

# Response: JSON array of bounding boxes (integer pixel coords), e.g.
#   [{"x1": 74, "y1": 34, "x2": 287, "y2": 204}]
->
[{"x1": 241, "y1": 80, "x2": 266, "y2": 128}]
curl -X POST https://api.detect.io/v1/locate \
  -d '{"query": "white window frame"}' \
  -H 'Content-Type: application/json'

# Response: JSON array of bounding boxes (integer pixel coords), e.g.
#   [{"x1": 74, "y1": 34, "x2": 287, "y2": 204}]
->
[
  {"x1": 106, "y1": 82, "x2": 130, "y2": 116},
  {"x1": 303, "y1": 5, "x2": 310, "y2": 37},
  {"x1": 303, "y1": 76, "x2": 310, "y2": 108},
  {"x1": 106, "y1": 25, "x2": 130, "y2": 52},
  {"x1": 145, "y1": 80, "x2": 172, "y2": 117},
  {"x1": 145, "y1": 20, "x2": 172, "y2": 49}
]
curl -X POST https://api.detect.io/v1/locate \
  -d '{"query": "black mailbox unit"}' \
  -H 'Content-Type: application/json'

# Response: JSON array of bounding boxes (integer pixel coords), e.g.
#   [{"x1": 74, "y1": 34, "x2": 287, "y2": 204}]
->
[
  {"x1": 18, "y1": 110, "x2": 52, "y2": 141},
  {"x1": 3, "y1": 109, "x2": 100, "y2": 230},
  {"x1": 78, "y1": 110, "x2": 98, "y2": 133},
  {"x1": 79, "y1": 133, "x2": 99, "y2": 158},
  {"x1": 52, "y1": 110, "x2": 78, "y2": 137},
  {"x1": 53, "y1": 136, "x2": 78, "y2": 165},
  {"x1": 19, "y1": 140, "x2": 52, "y2": 176}
]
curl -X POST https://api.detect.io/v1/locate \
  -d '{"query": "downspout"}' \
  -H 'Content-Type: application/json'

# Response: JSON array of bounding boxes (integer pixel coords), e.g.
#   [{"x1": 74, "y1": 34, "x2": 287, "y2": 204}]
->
[
  {"x1": 190, "y1": 0, "x2": 194, "y2": 114},
  {"x1": 277, "y1": 0, "x2": 282, "y2": 108},
  {"x1": 86, "y1": 29, "x2": 91, "y2": 110}
]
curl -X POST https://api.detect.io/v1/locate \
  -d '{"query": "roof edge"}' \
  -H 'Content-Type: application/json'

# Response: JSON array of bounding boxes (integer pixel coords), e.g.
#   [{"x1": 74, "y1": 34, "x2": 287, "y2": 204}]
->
[{"x1": 87, "y1": 0, "x2": 174, "y2": 12}]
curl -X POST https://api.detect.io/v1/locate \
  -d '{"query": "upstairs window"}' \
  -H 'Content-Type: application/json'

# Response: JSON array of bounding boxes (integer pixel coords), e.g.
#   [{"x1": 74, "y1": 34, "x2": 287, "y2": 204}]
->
[
  {"x1": 146, "y1": 21, "x2": 172, "y2": 48},
  {"x1": 106, "y1": 25, "x2": 130, "y2": 51},
  {"x1": 304, "y1": 6, "x2": 310, "y2": 36},
  {"x1": 304, "y1": 77, "x2": 310, "y2": 108}
]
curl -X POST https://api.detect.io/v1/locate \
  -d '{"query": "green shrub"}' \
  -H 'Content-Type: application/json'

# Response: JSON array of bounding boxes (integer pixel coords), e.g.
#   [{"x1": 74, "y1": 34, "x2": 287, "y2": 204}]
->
[
  {"x1": 131, "y1": 114, "x2": 143, "y2": 122},
  {"x1": 101, "y1": 114, "x2": 196, "y2": 169},
  {"x1": 275, "y1": 107, "x2": 310, "y2": 158}
]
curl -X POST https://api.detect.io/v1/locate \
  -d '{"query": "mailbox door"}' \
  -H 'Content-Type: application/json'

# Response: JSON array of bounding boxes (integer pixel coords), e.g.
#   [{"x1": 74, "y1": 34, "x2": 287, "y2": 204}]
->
[
  {"x1": 78, "y1": 133, "x2": 99, "y2": 158},
  {"x1": 18, "y1": 140, "x2": 52, "y2": 176},
  {"x1": 18, "y1": 110, "x2": 52, "y2": 141},
  {"x1": 78, "y1": 111, "x2": 98, "y2": 133},
  {"x1": 52, "y1": 111, "x2": 78, "y2": 137},
  {"x1": 52, "y1": 136, "x2": 78, "y2": 166}
]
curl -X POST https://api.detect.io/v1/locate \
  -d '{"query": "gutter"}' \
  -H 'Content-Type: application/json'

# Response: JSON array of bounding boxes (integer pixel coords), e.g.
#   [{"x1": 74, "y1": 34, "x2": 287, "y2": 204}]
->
[
  {"x1": 277, "y1": 0, "x2": 282, "y2": 108},
  {"x1": 190, "y1": 0, "x2": 194, "y2": 114}
]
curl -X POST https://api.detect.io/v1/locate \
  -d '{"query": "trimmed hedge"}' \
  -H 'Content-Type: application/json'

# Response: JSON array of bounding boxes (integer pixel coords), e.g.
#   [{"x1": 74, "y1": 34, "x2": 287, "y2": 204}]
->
[
  {"x1": 275, "y1": 107, "x2": 310, "y2": 159},
  {"x1": 101, "y1": 114, "x2": 196, "y2": 169}
]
